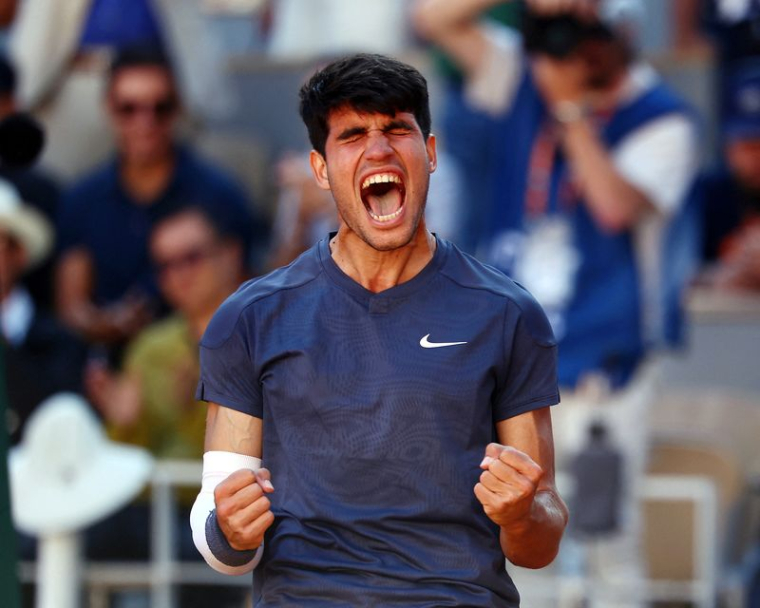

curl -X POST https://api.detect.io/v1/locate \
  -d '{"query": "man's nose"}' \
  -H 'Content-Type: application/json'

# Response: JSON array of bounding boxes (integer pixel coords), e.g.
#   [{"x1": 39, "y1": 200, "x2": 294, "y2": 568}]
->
[{"x1": 364, "y1": 131, "x2": 393, "y2": 159}]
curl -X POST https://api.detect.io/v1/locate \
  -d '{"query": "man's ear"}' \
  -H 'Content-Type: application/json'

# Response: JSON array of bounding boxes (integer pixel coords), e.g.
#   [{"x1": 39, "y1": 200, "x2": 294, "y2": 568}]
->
[
  {"x1": 426, "y1": 134, "x2": 438, "y2": 174},
  {"x1": 309, "y1": 150, "x2": 331, "y2": 191}
]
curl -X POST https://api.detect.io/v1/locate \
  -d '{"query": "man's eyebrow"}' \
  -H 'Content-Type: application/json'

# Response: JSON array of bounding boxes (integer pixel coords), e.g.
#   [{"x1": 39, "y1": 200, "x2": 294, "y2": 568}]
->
[
  {"x1": 336, "y1": 126, "x2": 367, "y2": 141},
  {"x1": 335, "y1": 119, "x2": 416, "y2": 141},
  {"x1": 384, "y1": 119, "x2": 414, "y2": 131}
]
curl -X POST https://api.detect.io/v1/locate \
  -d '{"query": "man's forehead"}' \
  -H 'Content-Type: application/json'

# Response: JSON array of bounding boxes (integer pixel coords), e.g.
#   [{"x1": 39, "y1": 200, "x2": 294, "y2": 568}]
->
[
  {"x1": 110, "y1": 66, "x2": 174, "y2": 94},
  {"x1": 326, "y1": 107, "x2": 417, "y2": 130}
]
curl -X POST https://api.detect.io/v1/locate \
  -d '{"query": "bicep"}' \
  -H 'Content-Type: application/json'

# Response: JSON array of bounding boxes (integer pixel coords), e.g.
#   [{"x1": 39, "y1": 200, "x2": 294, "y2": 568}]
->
[
  {"x1": 495, "y1": 407, "x2": 557, "y2": 489},
  {"x1": 204, "y1": 402, "x2": 262, "y2": 457}
]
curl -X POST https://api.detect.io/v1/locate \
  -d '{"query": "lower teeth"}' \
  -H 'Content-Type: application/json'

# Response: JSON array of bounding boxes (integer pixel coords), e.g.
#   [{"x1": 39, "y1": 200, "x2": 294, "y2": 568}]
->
[{"x1": 369, "y1": 207, "x2": 403, "y2": 222}]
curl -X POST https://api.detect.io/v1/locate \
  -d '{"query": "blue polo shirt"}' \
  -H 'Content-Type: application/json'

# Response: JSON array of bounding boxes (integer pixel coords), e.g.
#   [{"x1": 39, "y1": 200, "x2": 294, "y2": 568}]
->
[
  {"x1": 197, "y1": 236, "x2": 559, "y2": 607},
  {"x1": 79, "y1": 0, "x2": 163, "y2": 49},
  {"x1": 58, "y1": 146, "x2": 262, "y2": 306}
]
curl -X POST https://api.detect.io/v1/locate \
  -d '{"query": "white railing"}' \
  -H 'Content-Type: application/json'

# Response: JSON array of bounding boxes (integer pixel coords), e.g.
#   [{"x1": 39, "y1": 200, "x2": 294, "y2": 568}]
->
[
  {"x1": 19, "y1": 462, "x2": 722, "y2": 608},
  {"x1": 19, "y1": 460, "x2": 249, "y2": 608},
  {"x1": 514, "y1": 473, "x2": 722, "y2": 608}
]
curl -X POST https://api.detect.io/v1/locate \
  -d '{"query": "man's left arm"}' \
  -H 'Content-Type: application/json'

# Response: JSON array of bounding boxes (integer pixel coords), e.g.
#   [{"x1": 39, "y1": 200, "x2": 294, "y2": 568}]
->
[{"x1": 475, "y1": 407, "x2": 568, "y2": 569}]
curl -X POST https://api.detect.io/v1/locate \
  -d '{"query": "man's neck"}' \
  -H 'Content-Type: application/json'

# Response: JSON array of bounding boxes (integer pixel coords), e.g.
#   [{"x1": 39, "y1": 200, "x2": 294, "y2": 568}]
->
[
  {"x1": 329, "y1": 227, "x2": 437, "y2": 293},
  {"x1": 120, "y1": 153, "x2": 176, "y2": 204}
]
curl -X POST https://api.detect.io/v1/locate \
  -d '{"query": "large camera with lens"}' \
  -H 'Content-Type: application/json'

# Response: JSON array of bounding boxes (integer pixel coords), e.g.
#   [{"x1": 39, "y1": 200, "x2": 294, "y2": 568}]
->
[{"x1": 522, "y1": 11, "x2": 613, "y2": 58}]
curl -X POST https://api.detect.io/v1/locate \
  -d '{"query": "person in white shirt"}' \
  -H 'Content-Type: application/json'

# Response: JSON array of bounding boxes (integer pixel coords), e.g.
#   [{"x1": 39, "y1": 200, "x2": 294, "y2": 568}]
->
[{"x1": 414, "y1": 1, "x2": 702, "y2": 604}]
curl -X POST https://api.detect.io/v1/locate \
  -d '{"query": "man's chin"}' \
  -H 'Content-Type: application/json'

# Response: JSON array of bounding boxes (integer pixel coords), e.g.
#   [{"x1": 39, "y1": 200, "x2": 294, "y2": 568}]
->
[
  {"x1": 362, "y1": 225, "x2": 424, "y2": 253},
  {"x1": 124, "y1": 145, "x2": 172, "y2": 165}
]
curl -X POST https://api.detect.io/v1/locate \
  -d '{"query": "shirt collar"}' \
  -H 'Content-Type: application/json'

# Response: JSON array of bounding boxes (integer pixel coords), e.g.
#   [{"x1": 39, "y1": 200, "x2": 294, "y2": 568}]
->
[
  {"x1": 618, "y1": 62, "x2": 659, "y2": 106},
  {"x1": 110, "y1": 144, "x2": 192, "y2": 205}
]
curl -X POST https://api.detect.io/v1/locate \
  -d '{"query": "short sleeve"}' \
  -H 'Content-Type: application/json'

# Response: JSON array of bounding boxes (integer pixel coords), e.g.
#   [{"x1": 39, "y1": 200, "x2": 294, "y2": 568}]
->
[
  {"x1": 612, "y1": 114, "x2": 698, "y2": 216},
  {"x1": 195, "y1": 300, "x2": 262, "y2": 418},
  {"x1": 493, "y1": 287, "x2": 559, "y2": 421}
]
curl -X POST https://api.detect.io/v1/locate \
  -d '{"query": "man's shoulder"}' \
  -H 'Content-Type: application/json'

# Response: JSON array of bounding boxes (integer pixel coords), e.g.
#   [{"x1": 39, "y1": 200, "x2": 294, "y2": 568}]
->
[
  {"x1": 440, "y1": 240, "x2": 528, "y2": 298},
  {"x1": 62, "y1": 158, "x2": 118, "y2": 206},
  {"x1": 176, "y1": 145, "x2": 246, "y2": 194},
  {"x1": 620, "y1": 65, "x2": 695, "y2": 122},
  {"x1": 201, "y1": 245, "x2": 324, "y2": 349},
  {"x1": 439, "y1": 241, "x2": 556, "y2": 346}
]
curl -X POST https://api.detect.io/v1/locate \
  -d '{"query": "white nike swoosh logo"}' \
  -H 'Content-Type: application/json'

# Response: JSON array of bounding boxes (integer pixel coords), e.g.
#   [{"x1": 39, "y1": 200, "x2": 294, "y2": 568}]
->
[{"x1": 419, "y1": 334, "x2": 468, "y2": 349}]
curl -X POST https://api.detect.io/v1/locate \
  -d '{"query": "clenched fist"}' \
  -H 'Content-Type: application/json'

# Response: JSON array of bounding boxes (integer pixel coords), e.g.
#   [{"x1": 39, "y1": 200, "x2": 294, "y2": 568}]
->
[
  {"x1": 214, "y1": 468, "x2": 275, "y2": 551},
  {"x1": 474, "y1": 443, "x2": 545, "y2": 529}
]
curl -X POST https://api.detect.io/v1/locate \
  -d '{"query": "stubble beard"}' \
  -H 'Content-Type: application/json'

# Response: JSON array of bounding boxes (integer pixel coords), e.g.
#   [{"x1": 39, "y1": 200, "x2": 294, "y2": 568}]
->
[{"x1": 339, "y1": 180, "x2": 429, "y2": 253}]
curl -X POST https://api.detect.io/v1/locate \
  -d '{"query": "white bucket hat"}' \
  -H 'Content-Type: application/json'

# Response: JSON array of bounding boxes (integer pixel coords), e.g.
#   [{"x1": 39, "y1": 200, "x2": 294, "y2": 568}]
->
[
  {"x1": 0, "y1": 178, "x2": 53, "y2": 270},
  {"x1": 10, "y1": 393, "x2": 154, "y2": 535}
]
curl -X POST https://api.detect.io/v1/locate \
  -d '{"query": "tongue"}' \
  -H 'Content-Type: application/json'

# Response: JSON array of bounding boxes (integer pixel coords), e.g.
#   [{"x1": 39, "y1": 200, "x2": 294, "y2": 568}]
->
[{"x1": 366, "y1": 186, "x2": 402, "y2": 217}]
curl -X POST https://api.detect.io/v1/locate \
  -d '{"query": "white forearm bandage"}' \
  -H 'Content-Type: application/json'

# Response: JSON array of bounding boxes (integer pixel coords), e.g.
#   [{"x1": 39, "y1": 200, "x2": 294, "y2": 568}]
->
[{"x1": 190, "y1": 450, "x2": 265, "y2": 575}]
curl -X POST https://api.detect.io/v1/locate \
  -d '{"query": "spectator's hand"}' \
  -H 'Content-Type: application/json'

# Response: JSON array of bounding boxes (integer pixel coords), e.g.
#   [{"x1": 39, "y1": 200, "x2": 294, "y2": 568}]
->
[
  {"x1": 531, "y1": 54, "x2": 588, "y2": 107},
  {"x1": 526, "y1": 0, "x2": 597, "y2": 20},
  {"x1": 68, "y1": 291, "x2": 154, "y2": 344},
  {"x1": 104, "y1": 292, "x2": 153, "y2": 339},
  {"x1": 215, "y1": 468, "x2": 275, "y2": 551},
  {"x1": 475, "y1": 443, "x2": 544, "y2": 529},
  {"x1": 84, "y1": 361, "x2": 143, "y2": 427}
]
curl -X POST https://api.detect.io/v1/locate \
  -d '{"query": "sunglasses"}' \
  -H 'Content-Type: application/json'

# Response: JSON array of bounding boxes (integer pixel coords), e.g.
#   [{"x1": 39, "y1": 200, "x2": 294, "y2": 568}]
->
[
  {"x1": 113, "y1": 98, "x2": 178, "y2": 121},
  {"x1": 153, "y1": 245, "x2": 218, "y2": 276}
]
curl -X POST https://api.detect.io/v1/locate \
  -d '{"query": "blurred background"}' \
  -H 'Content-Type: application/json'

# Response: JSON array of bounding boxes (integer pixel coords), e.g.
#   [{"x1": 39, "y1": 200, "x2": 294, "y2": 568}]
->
[{"x1": 0, "y1": 0, "x2": 759, "y2": 607}]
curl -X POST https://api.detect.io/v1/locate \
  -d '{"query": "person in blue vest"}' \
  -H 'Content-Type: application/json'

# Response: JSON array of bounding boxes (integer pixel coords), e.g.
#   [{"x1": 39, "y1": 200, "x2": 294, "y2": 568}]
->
[
  {"x1": 190, "y1": 53, "x2": 568, "y2": 607},
  {"x1": 415, "y1": 0, "x2": 701, "y2": 603}
]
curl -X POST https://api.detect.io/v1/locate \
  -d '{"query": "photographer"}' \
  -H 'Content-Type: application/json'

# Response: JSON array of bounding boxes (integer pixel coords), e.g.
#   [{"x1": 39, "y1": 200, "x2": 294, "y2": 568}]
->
[{"x1": 415, "y1": 0, "x2": 700, "y2": 603}]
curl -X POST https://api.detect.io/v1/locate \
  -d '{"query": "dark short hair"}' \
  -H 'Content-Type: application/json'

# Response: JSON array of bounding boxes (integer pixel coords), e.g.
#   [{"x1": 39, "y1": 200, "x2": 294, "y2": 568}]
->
[
  {"x1": 108, "y1": 43, "x2": 178, "y2": 98},
  {"x1": 299, "y1": 53, "x2": 432, "y2": 156},
  {"x1": 152, "y1": 204, "x2": 237, "y2": 245}
]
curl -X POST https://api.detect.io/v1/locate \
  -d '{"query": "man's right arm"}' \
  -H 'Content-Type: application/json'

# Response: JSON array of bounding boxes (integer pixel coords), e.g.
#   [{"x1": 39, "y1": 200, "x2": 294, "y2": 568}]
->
[
  {"x1": 191, "y1": 403, "x2": 274, "y2": 574},
  {"x1": 413, "y1": 0, "x2": 507, "y2": 76},
  {"x1": 413, "y1": 0, "x2": 598, "y2": 116},
  {"x1": 414, "y1": 0, "x2": 528, "y2": 116}
]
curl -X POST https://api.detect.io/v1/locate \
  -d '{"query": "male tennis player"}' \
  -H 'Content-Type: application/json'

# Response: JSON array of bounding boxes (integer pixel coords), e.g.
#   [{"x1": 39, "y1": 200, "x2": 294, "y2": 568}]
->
[{"x1": 191, "y1": 53, "x2": 567, "y2": 606}]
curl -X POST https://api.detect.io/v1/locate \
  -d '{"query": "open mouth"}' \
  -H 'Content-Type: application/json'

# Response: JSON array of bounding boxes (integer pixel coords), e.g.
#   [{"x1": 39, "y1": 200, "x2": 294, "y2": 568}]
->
[{"x1": 360, "y1": 173, "x2": 406, "y2": 223}]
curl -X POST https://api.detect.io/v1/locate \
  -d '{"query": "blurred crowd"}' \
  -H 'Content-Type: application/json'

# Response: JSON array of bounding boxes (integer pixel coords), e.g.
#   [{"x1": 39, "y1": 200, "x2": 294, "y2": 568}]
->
[{"x1": 1, "y1": 0, "x2": 760, "y2": 607}]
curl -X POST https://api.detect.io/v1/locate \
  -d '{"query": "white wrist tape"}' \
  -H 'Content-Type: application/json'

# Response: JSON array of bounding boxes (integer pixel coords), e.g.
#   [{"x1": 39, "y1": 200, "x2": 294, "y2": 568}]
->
[{"x1": 190, "y1": 450, "x2": 265, "y2": 575}]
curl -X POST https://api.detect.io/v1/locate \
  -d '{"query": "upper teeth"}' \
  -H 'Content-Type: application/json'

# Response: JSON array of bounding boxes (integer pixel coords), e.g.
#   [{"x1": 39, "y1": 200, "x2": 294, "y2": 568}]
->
[{"x1": 361, "y1": 173, "x2": 401, "y2": 190}]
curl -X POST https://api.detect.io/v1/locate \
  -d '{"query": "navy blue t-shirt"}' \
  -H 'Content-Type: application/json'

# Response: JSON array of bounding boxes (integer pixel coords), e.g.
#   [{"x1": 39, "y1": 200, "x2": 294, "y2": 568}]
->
[{"x1": 197, "y1": 236, "x2": 559, "y2": 607}]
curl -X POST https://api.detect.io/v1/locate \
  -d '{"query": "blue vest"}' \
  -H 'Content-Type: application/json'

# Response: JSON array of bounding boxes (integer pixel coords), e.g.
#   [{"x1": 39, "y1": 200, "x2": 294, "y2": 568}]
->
[{"x1": 481, "y1": 73, "x2": 701, "y2": 388}]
